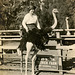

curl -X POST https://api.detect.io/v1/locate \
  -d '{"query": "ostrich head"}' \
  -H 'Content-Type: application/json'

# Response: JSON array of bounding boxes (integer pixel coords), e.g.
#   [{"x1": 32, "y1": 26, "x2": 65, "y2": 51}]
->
[
  {"x1": 66, "y1": 17, "x2": 69, "y2": 20},
  {"x1": 51, "y1": 8, "x2": 59, "y2": 29},
  {"x1": 52, "y1": 8, "x2": 59, "y2": 13}
]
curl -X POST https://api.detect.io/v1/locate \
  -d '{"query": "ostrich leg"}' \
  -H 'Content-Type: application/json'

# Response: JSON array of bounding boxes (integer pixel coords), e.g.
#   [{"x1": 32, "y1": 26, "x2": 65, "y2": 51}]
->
[
  {"x1": 25, "y1": 42, "x2": 33, "y2": 75},
  {"x1": 32, "y1": 50, "x2": 38, "y2": 75},
  {"x1": 32, "y1": 54, "x2": 36, "y2": 75}
]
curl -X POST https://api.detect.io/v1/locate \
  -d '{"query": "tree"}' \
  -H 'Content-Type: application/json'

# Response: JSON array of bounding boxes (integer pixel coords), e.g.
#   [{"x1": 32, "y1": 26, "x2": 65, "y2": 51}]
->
[{"x1": 0, "y1": 0, "x2": 75, "y2": 29}]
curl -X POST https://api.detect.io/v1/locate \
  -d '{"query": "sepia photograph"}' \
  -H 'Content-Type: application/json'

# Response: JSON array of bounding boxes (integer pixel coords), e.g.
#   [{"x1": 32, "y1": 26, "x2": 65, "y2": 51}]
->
[{"x1": 0, "y1": 0, "x2": 75, "y2": 75}]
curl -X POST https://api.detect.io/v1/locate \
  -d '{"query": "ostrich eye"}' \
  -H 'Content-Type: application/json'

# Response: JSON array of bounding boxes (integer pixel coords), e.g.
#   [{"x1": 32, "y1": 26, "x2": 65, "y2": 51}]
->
[
  {"x1": 52, "y1": 9, "x2": 58, "y2": 13},
  {"x1": 55, "y1": 9, "x2": 58, "y2": 12}
]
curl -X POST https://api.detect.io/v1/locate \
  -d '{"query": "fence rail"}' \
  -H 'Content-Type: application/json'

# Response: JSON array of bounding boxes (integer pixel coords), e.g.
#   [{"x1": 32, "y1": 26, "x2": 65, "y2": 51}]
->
[
  {"x1": 0, "y1": 30, "x2": 20, "y2": 33},
  {"x1": 0, "y1": 29, "x2": 75, "y2": 75}
]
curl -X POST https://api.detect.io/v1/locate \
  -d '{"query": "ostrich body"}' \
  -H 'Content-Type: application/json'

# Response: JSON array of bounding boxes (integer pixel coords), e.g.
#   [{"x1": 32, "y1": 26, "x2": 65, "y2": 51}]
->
[{"x1": 24, "y1": 8, "x2": 58, "y2": 75}]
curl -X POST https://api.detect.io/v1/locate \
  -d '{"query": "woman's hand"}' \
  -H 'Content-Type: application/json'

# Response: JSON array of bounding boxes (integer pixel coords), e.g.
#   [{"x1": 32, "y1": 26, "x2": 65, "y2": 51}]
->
[{"x1": 26, "y1": 29, "x2": 29, "y2": 32}]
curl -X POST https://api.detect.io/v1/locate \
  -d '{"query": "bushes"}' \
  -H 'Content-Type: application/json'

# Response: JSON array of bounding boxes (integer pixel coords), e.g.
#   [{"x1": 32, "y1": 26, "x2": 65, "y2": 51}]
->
[{"x1": 0, "y1": 0, "x2": 75, "y2": 29}]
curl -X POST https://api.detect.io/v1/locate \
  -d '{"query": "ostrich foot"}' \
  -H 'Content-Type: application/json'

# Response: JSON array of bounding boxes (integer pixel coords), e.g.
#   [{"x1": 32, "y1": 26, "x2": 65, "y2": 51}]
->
[
  {"x1": 25, "y1": 73, "x2": 27, "y2": 75},
  {"x1": 32, "y1": 74, "x2": 35, "y2": 75},
  {"x1": 32, "y1": 72, "x2": 35, "y2": 75},
  {"x1": 25, "y1": 71, "x2": 27, "y2": 75},
  {"x1": 17, "y1": 48, "x2": 21, "y2": 56}
]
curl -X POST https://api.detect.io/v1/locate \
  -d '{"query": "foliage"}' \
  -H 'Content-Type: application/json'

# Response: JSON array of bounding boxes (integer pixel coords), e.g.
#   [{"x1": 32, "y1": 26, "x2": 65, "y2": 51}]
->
[{"x1": 0, "y1": 0, "x2": 75, "y2": 30}]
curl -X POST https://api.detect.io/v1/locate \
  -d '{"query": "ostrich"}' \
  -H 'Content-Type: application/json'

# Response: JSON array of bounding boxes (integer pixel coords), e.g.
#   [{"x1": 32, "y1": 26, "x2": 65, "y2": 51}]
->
[
  {"x1": 51, "y1": 8, "x2": 58, "y2": 29},
  {"x1": 65, "y1": 17, "x2": 71, "y2": 35},
  {"x1": 24, "y1": 8, "x2": 59, "y2": 75},
  {"x1": 39, "y1": 0, "x2": 45, "y2": 11}
]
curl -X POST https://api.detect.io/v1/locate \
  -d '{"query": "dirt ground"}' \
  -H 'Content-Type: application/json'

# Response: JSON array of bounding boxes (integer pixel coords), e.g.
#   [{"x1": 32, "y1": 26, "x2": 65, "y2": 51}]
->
[
  {"x1": 0, "y1": 41, "x2": 75, "y2": 75},
  {"x1": 0, "y1": 70, "x2": 75, "y2": 75}
]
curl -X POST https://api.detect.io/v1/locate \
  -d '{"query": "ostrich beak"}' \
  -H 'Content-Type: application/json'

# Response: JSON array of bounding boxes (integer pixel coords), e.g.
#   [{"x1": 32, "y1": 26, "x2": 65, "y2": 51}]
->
[{"x1": 57, "y1": 11, "x2": 59, "y2": 13}]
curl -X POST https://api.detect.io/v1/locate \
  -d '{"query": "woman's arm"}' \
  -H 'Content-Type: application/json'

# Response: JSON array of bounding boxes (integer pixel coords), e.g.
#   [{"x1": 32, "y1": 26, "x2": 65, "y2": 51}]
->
[
  {"x1": 22, "y1": 15, "x2": 29, "y2": 32},
  {"x1": 36, "y1": 17, "x2": 41, "y2": 29}
]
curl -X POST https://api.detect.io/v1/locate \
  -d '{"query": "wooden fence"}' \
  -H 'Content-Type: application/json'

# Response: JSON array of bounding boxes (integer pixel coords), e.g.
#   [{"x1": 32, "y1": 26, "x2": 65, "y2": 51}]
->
[{"x1": 0, "y1": 29, "x2": 75, "y2": 75}]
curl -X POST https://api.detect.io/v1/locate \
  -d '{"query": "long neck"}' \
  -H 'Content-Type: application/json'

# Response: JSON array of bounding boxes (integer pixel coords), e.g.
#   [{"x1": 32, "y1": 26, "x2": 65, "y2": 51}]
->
[
  {"x1": 40, "y1": 5, "x2": 43, "y2": 11},
  {"x1": 66, "y1": 18, "x2": 69, "y2": 29},
  {"x1": 66, "y1": 17, "x2": 70, "y2": 35},
  {"x1": 51, "y1": 12, "x2": 57, "y2": 29}
]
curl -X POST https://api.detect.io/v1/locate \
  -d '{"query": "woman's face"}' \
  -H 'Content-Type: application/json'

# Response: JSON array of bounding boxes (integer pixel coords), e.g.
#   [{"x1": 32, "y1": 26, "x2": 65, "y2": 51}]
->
[{"x1": 29, "y1": 9, "x2": 35, "y2": 15}]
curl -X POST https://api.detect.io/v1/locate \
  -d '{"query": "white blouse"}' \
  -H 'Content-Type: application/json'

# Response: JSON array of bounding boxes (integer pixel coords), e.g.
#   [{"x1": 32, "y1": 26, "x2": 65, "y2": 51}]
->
[
  {"x1": 23, "y1": 13, "x2": 38, "y2": 24},
  {"x1": 22, "y1": 13, "x2": 41, "y2": 29}
]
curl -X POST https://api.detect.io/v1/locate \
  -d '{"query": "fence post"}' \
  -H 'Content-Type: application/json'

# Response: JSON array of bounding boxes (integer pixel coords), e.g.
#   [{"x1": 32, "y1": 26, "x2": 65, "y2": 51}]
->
[
  {"x1": 19, "y1": 25, "x2": 23, "y2": 75},
  {"x1": 56, "y1": 32, "x2": 63, "y2": 75},
  {"x1": 19, "y1": 25, "x2": 22, "y2": 37},
  {"x1": 0, "y1": 33, "x2": 2, "y2": 64}
]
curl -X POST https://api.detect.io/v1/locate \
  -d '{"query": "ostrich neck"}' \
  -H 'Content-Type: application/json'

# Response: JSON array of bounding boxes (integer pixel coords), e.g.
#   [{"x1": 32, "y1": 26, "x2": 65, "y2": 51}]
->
[
  {"x1": 66, "y1": 19, "x2": 69, "y2": 29},
  {"x1": 51, "y1": 12, "x2": 57, "y2": 29},
  {"x1": 40, "y1": 5, "x2": 42, "y2": 11},
  {"x1": 66, "y1": 18, "x2": 70, "y2": 35}
]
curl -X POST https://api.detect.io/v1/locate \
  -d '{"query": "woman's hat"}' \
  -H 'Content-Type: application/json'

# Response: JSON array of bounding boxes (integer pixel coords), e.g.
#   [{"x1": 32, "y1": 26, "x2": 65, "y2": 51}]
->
[{"x1": 28, "y1": 5, "x2": 36, "y2": 10}]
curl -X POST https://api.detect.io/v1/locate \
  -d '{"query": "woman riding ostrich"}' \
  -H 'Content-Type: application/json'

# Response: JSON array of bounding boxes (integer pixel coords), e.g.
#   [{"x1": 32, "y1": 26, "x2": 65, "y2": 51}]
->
[{"x1": 17, "y1": 5, "x2": 58, "y2": 75}]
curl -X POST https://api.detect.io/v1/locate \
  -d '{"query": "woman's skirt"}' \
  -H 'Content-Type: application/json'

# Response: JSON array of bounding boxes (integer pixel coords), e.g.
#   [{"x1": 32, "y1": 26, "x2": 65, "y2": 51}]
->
[{"x1": 19, "y1": 27, "x2": 52, "y2": 51}]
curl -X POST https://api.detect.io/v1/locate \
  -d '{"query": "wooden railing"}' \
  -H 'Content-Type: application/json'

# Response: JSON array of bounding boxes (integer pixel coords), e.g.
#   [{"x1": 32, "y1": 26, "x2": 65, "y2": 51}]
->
[{"x1": 0, "y1": 29, "x2": 75, "y2": 75}]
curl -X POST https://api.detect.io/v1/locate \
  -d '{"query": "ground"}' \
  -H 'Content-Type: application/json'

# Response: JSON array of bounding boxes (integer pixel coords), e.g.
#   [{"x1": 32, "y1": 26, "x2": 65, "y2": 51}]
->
[
  {"x1": 0, "y1": 41, "x2": 75, "y2": 75},
  {"x1": 0, "y1": 70, "x2": 75, "y2": 75}
]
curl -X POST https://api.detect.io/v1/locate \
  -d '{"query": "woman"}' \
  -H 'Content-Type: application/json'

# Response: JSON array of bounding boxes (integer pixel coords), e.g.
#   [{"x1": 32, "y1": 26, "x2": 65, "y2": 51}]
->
[
  {"x1": 23, "y1": 5, "x2": 51, "y2": 75},
  {"x1": 17, "y1": 5, "x2": 47, "y2": 75},
  {"x1": 17, "y1": 5, "x2": 41, "y2": 55},
  {"x1": 17, "y1": 5, "x2": 53, "y2": 75}
]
